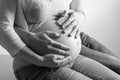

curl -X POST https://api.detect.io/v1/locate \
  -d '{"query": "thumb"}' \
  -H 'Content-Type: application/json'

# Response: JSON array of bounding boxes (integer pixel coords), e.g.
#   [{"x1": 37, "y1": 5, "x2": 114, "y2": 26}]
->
[
  {"x1": 45, "y1": 31, "x2": 61, "y2": 39},
  {"x1": 61, "y1": 10, "x2": 68, "y2": 17}
]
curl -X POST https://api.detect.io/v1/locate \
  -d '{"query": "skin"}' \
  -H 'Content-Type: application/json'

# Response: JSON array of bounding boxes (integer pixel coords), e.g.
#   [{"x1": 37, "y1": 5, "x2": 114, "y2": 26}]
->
[
  {"x1": 57, "y1": 0, "x2": 120, "y2": 74},
  {"x1": 1, "y1": 0, "x2": 120, "y2": 74},
  {"x1": 15, "y1": 0, "x2": 120, "y2": 74},
  {"x1": 15, "y1": 28, "x2": 72, "y2": 68},
  {"x1": 14, "y1": 0, "x2": 85, "y2": 70}
]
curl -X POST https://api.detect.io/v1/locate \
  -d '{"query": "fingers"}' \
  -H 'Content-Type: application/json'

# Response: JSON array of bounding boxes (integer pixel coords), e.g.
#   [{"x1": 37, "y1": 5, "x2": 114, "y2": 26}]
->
[
  {"x1": 50, "y1": 40, "x2": 70, "y2": 51},
  {"x1": 65, "y1": 20, "x2": 77, "y2": 36},
  {"x1": 75, "y1": 29, "x2": 81, "y2": 39},
  {"x1": 57, "y1": 12, "x2": 79, "y2": 38},
  {"x1": 57, "y1": 10, "x2": 69, "y2": 27},
  {"x1": 57, "y1": 10, "x2": 82, "y2": 39},
  {"x1": 57, "y1": 15, "x2": 68, "y2": 27},
  {"x1": 45, "y1": 31, "x2": 61, "y2": 39},
  {"x1": 44, "y1": 54, "x2": 65, "y2": 60},
  {"x1": 61, "y1": 19, "x2": 79, "y2": 38},
  {"x1": 44, "y1": 31, "x2": 70, "y2": 51},
  {"x1": 48, "y1": 54, "x2": 73, "y2": 67},
  {"x1": 68, "y1": 25, "x2": 77, "y2": 37},
  {"x1": 55, "y1": 56, "x2": 73, "y2": 67},
  {"x1": 62, "y1": 13, "x2": 74, "y2": 29},
  {"x1": 37, "y1": 31, "x2": 70, "y2": 56},
  {"x1": 44, "y1": 54, "x2": 73, "y2": 68},
  {"x1": 47, "y1": 45, "x2": 70, "y2": 56}
]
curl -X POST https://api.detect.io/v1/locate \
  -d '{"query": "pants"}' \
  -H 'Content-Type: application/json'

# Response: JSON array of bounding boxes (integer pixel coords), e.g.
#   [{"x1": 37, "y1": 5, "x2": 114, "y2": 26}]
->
[{"x1": 14, "y1": 32, "x2": 120, "y2": 80}]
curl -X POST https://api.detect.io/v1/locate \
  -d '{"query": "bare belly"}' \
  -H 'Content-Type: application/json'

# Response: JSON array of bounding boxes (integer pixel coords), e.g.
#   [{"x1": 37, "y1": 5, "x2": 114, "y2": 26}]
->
[
  {"x1": 13, "y1": 19, "x2": 81, "y2": 70},
  {"x1": 31, "y1": 19, "x2": 81, "y2": 60}
]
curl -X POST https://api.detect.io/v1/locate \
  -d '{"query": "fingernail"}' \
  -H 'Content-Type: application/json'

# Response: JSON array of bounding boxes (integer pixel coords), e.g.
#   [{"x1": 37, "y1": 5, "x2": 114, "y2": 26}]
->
[
  {"x1": 61, "y1": 30, "x2": 65, "y2": 34},
  {"x1": 68, "y1": 34, "x2": 71, "y2": 37},
  {"x1": 74, "y1": 36, "x2": 77, "y2": 39}
]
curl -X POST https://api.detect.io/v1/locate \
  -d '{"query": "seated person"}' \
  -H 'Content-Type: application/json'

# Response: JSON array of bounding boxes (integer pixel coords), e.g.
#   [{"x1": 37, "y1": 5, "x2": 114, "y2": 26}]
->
[{"x1": 1, "y1": 0, "x2": 120, "y2": 80}]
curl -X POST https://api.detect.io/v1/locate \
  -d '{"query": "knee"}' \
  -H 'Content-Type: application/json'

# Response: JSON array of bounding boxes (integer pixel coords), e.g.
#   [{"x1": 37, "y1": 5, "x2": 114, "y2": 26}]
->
[{"x1": 80, "y1": 32, "x2": 91, "y2": 47}]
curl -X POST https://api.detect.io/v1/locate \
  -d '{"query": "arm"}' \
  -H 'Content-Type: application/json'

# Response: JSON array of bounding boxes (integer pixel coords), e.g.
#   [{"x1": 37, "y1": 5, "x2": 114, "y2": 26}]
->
[
  {"x1": 0, "y1": 0, "x2": 45, "y2": 66},
  {"x1": 15, "y1": 28, "x2": 72, "y2": 68},
  {"x1": 0, "y1": 0, "x2": 26, "y2": 57},
  {"x1": 57, "y1": 0, "x2": 86, "y2": 38},
  {"x1": 0, "y1": 0, "x2": 71, "y2": 68},
  {"x1": 14, "y1": 28, "x2": 70, "y2": 56}
]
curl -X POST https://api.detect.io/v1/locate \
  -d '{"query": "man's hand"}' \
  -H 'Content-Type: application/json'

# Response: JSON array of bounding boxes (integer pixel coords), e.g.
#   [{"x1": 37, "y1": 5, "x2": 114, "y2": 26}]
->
[
  {"x1": 15, "y1": 28, "x2": 70, "y2": 56},
  {"x1": 33, "y1": 31, "x2": 70, "y2": 56},
  {"x1": 57, "y1": 10, "x2": 84, "y2": 38}
]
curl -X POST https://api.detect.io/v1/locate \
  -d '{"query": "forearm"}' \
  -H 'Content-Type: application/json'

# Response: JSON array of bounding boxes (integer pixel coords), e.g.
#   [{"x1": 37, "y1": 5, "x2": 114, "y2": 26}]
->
[
  {"x1": 81, "y1": 46, "x2": 120, "y2": 73},
  {"x1": 0, "y1": 0, "x2": 26, "y2": 57},
  {"x1": 14, "y1": 27, "x2": 44, "y2": 55},
  {"x1": 15, "y1": 45, "x2": 44, "y2": 66},
  {"x1": 14, "y1": 27, "x2": 33, "y2": 46},
  {"x1": 0, "y1": 25, "x2": 26, "y2": 57}
]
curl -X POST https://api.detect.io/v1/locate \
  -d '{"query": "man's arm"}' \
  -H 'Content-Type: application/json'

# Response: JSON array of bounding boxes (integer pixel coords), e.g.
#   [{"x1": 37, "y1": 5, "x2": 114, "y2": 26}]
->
[
  {"x1": 14, "y1": 27, "x2": 70, "y2": 56},
  {"x1": 0, "y1": 0, "x2": 50, "y2": 67},
  {"x1": 15, "y1": 27, "x2": 73, "y2": 68},
  {"x1": 0, "y1": 0, "x2": 26, "y2": 57},
  {"x1": 0, "y1": 0, "x2": 48, "y2": 67}
]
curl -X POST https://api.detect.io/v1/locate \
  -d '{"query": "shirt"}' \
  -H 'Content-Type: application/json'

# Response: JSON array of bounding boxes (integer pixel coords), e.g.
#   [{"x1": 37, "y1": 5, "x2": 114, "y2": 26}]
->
[{"x1": 0, "y1": 0, "x2": 72, "y2": 57}]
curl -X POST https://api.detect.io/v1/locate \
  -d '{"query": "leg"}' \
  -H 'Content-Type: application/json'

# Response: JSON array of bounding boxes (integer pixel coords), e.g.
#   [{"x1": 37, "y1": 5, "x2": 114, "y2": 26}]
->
[
  {"x1": 72, "y1": 55, "x2": 120, "y2": 80},
  {"x1": 81, "y1": 46, "x2": 120, "y2": 74},
  {"x1": 80, "y1": 32, "x2": 120, "y2": 74},
  {"x1": 50, "y1": 67, "x2": 92, "y2": 80},
  {"x1": 14, "y1": 65, "x2": 92, "y2": 80},
  {"x1": 80, "y1": 32, "x2": 119, "y2": 58}
]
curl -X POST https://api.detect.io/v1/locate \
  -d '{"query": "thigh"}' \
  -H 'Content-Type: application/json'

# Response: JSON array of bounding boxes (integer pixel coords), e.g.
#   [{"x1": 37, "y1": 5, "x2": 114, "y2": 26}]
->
[
  {"x1": 72, "y1": 55, "x2": 120, "y2": 80},
  {"x1": 14, "y1": 65, "x2": 53, "y2": 80},
  {"x1": 49, "y1": 67, "x2": 92, "y2": 80},
  {"x1": 14, "y1": 64, "x2": 92, "y2": 80},
  {"x1": 80, "y1": 32, "x2": 118, "y2": 58}
]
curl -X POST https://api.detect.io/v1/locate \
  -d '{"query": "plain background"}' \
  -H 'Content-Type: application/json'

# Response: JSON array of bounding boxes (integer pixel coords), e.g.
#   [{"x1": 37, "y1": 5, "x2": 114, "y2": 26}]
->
[
  {"x1": 0, "y1": 0, "x2": 120, "y2": 80},
  {"x1": 81, "y1": 0, "x2": 120, "y2": 57}
]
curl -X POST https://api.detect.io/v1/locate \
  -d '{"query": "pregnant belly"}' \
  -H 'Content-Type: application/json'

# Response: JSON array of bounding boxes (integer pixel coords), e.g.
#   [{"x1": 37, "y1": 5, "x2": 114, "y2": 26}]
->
[{"x1": 31, "y1": 20, "x2": 81, "y2": 60}]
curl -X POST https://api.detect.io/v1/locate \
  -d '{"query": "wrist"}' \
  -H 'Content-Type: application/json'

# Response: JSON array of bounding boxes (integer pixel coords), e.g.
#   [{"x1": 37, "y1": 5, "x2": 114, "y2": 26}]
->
[{"x1": 76, "y1": 10, "x2": 86, "y2": 27}]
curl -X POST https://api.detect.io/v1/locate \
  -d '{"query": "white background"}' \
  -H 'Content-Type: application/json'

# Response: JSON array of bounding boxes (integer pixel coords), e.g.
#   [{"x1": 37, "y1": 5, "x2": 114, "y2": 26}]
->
[{"x1": 81, "y1": 0, "x2": 120, "y2": 57}]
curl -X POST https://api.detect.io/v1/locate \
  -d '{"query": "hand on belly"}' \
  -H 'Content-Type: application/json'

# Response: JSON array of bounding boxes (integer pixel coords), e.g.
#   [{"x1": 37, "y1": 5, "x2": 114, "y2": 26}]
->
[{"x1": 31, "y1": 19, "x2": 81, "y2": 60}]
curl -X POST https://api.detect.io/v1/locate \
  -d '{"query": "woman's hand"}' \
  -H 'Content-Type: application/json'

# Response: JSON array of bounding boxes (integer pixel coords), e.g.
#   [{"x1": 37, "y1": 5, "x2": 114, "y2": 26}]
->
[
  {"x1": 57, "y1": 10, "x2": 85, "y2": 38},
  {"x1": 15, "y1": 28, "x2": 70, "y2": 57},
  {"x1": 41, "y1": 54, "x2": 72, "y2": 68}
]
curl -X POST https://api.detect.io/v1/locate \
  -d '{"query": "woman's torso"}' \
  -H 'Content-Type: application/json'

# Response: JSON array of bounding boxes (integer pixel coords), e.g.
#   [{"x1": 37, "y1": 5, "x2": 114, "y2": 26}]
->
[{"x1": 14, "y1": 0, "x2": 81, "y2": 71}]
